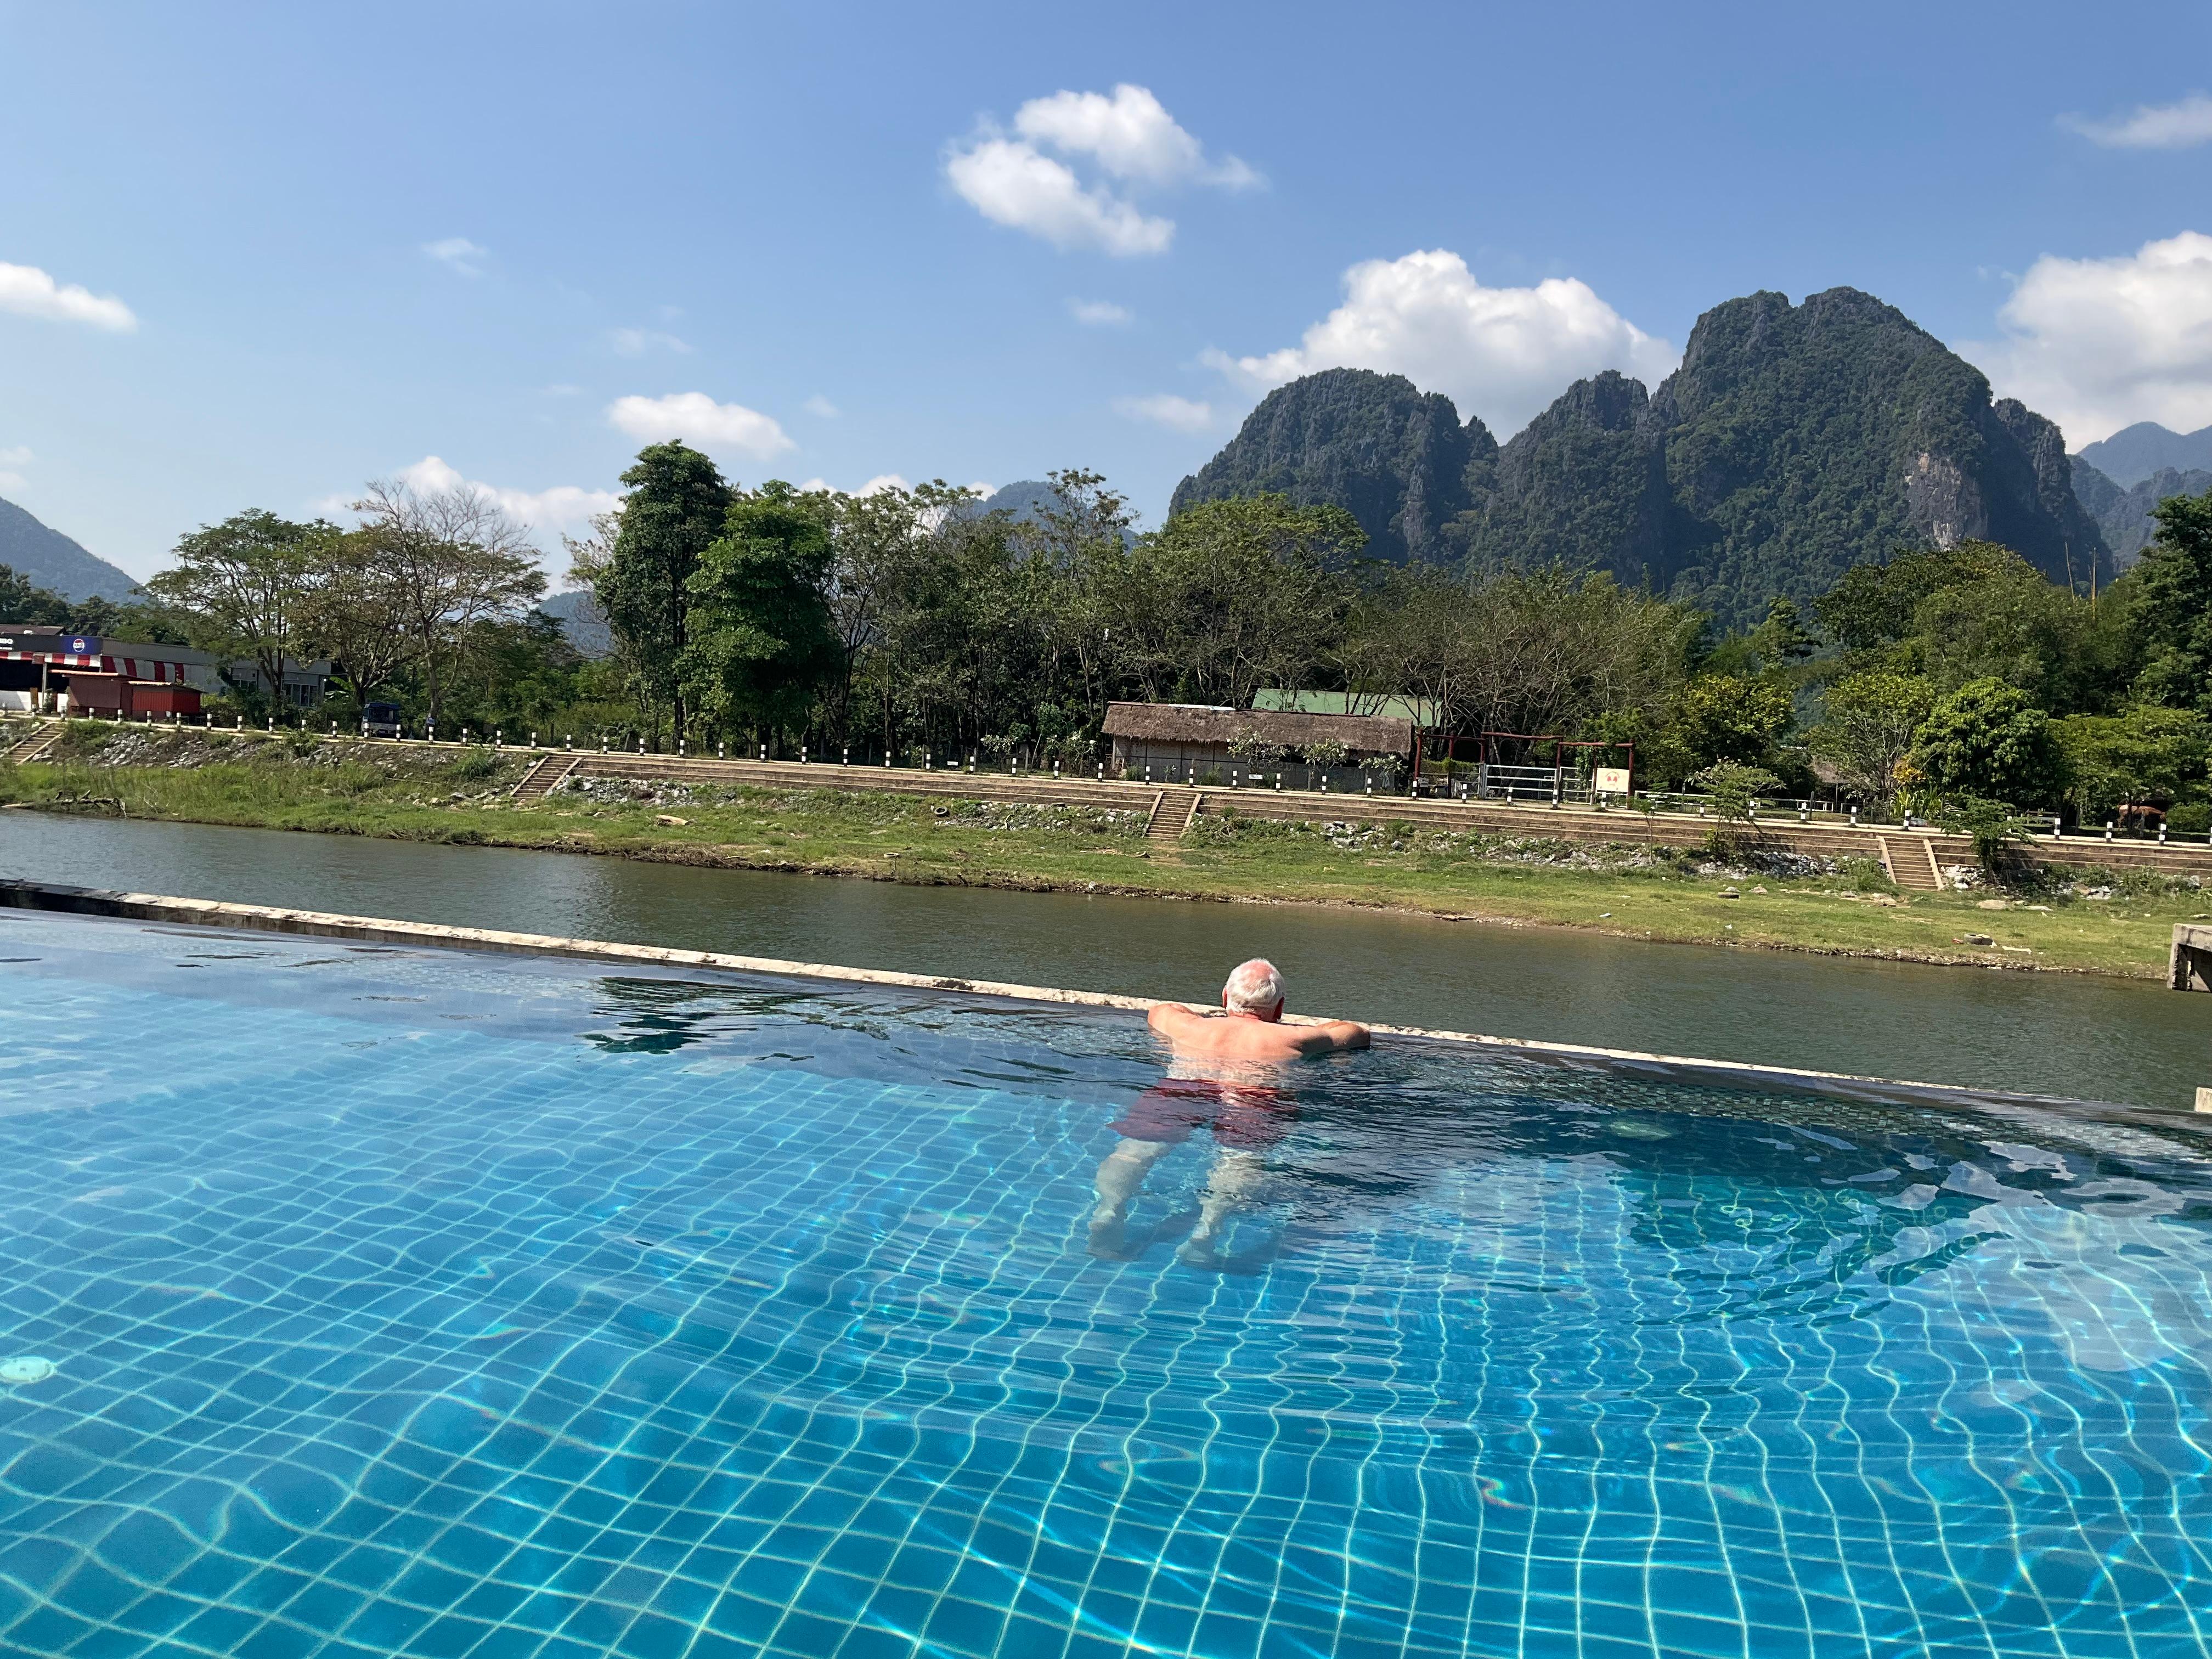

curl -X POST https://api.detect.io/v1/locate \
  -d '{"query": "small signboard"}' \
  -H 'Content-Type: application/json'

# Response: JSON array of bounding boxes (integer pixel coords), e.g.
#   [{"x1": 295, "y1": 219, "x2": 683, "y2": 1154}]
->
[
  {"x1": 65, "y1": 636, "x2": 101, "y2": 656},
  {"x1": 1593, "y1": 766, "x2": 1632, "y2": 795}
]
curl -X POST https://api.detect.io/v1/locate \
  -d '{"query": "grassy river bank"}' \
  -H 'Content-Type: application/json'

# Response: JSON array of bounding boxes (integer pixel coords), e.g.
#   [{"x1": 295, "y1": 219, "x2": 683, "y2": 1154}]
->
[{"x1": 4, "y1": 723, "x2": 2204, "y2": 980}]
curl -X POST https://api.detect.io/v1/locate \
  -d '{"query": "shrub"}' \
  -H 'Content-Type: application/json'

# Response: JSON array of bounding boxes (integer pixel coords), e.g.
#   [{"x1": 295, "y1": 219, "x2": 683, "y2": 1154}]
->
[
  {"x1": 1936, "y1": 793, "x2": 2032, "y2": 875},
  {"x1": 1689, "y1": 760, "x2": 1782, "y2": 824},
  {"x1": 1688, "y1": 760, "x2": 1782, "y2": 859},
  {"x1": 1227, "y1": 729, "x2": 1289, "y2": 768},
  {"x1": 1300, "y1": 738, "x2": 1352, "y2": 769}
]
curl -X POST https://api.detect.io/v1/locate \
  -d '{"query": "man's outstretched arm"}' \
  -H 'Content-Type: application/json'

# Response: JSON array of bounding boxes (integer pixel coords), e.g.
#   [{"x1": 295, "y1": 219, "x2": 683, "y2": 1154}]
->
[{"x1": 1298, "y1": 1019, "x2": 1370, "y2": 1054}]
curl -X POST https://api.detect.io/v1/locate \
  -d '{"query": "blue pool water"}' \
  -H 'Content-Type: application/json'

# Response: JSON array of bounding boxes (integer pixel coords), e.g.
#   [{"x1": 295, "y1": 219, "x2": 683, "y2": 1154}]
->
[{"x1": 4, "y1": 912, "x2": 2212, "y2": 1658}]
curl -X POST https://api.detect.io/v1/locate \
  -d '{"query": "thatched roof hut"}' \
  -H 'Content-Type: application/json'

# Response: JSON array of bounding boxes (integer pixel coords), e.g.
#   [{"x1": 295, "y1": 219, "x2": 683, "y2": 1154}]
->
[{"x1": 1101, "y1": 702, "x2": 1414, "y2": 758}]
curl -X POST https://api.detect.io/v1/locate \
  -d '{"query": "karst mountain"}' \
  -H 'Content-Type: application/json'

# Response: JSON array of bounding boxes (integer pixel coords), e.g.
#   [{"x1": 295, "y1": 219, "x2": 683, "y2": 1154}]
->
[{"x1": 1175, "y1": 286, "x2": 2131, "y2": 626}]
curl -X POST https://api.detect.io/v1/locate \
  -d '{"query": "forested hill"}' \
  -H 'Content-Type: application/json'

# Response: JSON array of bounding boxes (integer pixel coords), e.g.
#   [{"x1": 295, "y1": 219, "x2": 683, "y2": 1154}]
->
[
  {"x1": 1169, "y1": 369, "x2": 1488, "y2": 563},
  {"x1": 0, "y1": 497, "x2": 140, "y2": 603},
  {"x1": 1175, "y1": 287, "x2": 2112, "y2": 627}
]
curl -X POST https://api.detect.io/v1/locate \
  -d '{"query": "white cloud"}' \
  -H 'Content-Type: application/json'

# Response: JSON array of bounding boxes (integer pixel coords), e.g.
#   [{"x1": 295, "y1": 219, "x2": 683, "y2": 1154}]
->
[
  {"x1": 946, "y1": 139, "x2": 1172, "y2": 256},
  {"x1": 540, "y1": 383, "x2": 584, "y2": 397},
  {"x1": 392, "y1": 456, "x2": 619, "y2": 535},
  {"x1": 0, "y1": 262, "x2": 137, "y2": 331},
  {"x1": 794, "y1": 473, "x2": 912, "y2": 497},
  {"x1": 967, "y1": 481, "x2": 996, "y2": 497},
  {"x1": 1013, "y1": 84, "x2": 1257, "y2": 188},
  {"x1": 1968, "y1": 230, "x2": 2212, "y2": 444},
  {"x1": 1069, "y1": 298, "x2": 1132, "y2": 326},
  {"x1": 1203, "y1": 249, "x2": 1677, "y2": 436},
  {"x1": 1113, "y1": 393, "x2": 1215, "y2": 432},
  {"x1": 606, "y1": 392, "x2": 795, "y2": 460},
  {"x1": 611, "y1": 327, "x2": 691, "y2": 356},
  {"x1": 0, "y1": 444, "x2": 27, "y2": 492},
  {"x1": 2061, "y1": 92, "x2": 2212, "y2": 150},
  {"x1": 803, "y1": 394, "x2": 840, "y2": 419},
  {"x1": 422, "y1": 238, "x2": 488, "y2": 277},
  {"x1": 944, "y1": 84, "x2": 1252, "y2": 257}
]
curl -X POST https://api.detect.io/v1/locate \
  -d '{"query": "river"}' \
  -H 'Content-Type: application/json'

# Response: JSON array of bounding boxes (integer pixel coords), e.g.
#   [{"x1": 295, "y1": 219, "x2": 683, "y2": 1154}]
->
[{"x1": 3, "y1": 812, "x2": 2205, "y2": 1109}]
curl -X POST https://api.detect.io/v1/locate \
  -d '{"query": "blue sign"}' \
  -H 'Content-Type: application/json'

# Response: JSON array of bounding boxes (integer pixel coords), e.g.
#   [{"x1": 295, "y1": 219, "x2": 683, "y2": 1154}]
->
[{"x1": 65, "y1": 636, "x2": 100, "y2": 656}]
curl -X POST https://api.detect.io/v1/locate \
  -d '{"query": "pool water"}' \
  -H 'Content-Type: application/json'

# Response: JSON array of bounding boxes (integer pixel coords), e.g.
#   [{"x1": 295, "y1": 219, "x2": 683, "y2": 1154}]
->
[{"x1": 4, "y1": 912, "x2": 2212, "y2": 1658}]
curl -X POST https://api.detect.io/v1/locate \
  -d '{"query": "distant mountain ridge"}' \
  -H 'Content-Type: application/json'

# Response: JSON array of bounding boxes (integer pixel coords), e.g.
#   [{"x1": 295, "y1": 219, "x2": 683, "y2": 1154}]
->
[
  {"x1": 2070, "y1": 460, "x2": 2212, "y2": 569},
  {"x1": 2076, "y1": 421, "x2": 2212, "y2": 488},
  {"x1": 538, "y1": 589, "x2": 613, "y2": 659},
  {"x1": 1175, "y1": 287, "x2": 2111, "y2": 627},
  {"x1": 0, "y1": 497, "x2": 140, "y2": 604}
]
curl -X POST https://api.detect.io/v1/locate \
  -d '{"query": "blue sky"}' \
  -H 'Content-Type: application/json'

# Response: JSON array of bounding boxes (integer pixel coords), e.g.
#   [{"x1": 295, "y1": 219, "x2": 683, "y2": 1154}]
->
[{"x1": 5, "y1": 0, "x2": 2212, "y2": 580}]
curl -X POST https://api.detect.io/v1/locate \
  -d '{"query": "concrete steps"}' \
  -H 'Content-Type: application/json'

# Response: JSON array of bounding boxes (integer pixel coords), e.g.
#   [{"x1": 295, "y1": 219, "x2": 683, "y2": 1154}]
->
[
  {"x1": 0, "y1": 721, "x2": 59, "y2": 765},
  {"x1": 1144, "y1": 789, "x2": 1203, "y2": 845},
  {"x1": 1876, "y1": 834, "x2": 1946, "y2": 891},
  {"x1": 512, "y1": 754, "x2": 579, "y2": 804}
]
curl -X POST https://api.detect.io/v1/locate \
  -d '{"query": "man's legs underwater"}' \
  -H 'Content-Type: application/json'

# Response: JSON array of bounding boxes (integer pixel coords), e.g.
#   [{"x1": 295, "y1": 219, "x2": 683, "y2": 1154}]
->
[
  {"x1": 1089, "y1": 1137, "x2": 1175, "y2": 1256},
  {"x1": 1181, "y1": 1148, "x2": 1267, "y2": 1265}
]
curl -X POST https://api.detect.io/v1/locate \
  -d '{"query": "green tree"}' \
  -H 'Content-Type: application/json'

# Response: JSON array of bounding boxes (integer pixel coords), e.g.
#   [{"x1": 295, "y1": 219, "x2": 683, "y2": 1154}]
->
[
  {"x1": 1747, "y1": 595, "x2": 1818, "y2": 671},
  {"x1": 595, "y1": 443, "x2": 734, "y2": 748},
  {"x1": 2050, "y1": 706, "x2": 2210, "y2": 819},
  {"x1": 1104, "y1": 494, "x2": 1362, "y2": 711},
  {"x1": 2129, "y1": 484, "x2": 2212, "y2": 712},
  {"x1": 1671, "y1": 674, "x2": 1795, "y2": 770},
  {"x1": 1813, "y1": 540, "x2": 2017, "y2": 658},
  {"x1": 300, "y1": 527, "x2": 414, "y2": 707},
  {"x1": 1908, "y1": 677, "x2": 2064, "y2": 806},
  {"x1": 0, "y1": 565, "x2": 75, "y2": 627},
  {"x1": 2, "y1": 566, "x2": 195, "y2": 644},
  {"x1": 1912, "y1": 551, "x2": 2111, "y2": 710},
  {"x1": 144, "y1": 510, "x2": 336, "y2": 702},
  {"x1": 680, "y1": 484, "x2": 842, "y2": 741},
  {"x1": 1809, "y1": 672, "x2": 1936, "y2": 814}
]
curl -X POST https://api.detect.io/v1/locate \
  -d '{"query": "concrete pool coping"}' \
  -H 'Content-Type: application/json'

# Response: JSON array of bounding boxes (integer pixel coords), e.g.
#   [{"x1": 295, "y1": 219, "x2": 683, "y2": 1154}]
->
[{"x1": 4, "y1": 876, "x2": 2201, "y2": 1132}]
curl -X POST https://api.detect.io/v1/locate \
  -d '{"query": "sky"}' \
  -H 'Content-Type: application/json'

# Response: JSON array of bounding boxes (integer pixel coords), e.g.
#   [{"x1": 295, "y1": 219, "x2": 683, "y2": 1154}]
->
[{"x1": 5, "y1": 0, "x2": 2212, "y2": 582}]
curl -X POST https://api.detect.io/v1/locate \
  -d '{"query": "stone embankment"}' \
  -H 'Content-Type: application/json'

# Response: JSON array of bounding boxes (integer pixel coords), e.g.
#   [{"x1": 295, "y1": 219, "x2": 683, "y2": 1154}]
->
[
  {"x1": 19, "y1": 719, "x2": 2212, "y2": 885},
  {"x1": 552, "y1": 745, "x2": 2212, "y2": 883}
]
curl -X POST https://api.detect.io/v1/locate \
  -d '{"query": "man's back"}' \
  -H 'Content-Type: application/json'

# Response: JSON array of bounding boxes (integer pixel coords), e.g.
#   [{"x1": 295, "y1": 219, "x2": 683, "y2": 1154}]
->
[{"x1": 1147, "y1": 1000, "x2": 1368, "y2": 1064}]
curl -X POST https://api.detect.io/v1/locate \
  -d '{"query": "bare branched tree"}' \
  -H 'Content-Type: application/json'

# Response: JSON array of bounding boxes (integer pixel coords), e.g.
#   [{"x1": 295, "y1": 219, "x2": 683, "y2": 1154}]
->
[{"x1": 352, "y1": 478, "x2": 545, "y2": 724}]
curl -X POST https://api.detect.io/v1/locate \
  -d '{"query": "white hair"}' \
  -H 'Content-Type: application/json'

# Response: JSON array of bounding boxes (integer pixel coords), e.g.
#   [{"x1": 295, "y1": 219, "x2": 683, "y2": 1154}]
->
[{"x1": 1223, "y1": 958, "x2": 1285, "y2": 1014}]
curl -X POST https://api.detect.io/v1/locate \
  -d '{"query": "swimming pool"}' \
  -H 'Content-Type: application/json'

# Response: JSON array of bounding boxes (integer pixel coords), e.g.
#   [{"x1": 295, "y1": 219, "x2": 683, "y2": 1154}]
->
[{"x1": 3, "y1": 909, "x2": 2210, "y2": 1657}]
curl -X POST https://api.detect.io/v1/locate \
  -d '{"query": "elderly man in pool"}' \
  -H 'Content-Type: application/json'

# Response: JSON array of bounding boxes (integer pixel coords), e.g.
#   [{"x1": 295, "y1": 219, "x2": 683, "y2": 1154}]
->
[{"x1": 1090, "y1": 957, "x2": 1369, "y2": 1265}]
